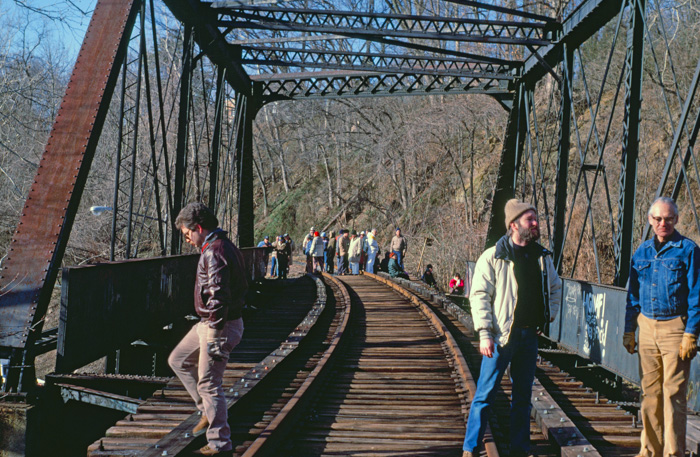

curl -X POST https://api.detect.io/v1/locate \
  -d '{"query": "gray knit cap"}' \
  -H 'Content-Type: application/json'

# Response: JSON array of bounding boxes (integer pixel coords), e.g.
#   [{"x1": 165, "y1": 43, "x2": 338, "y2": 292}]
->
[{"x1": 504, "y1": 198, "x2": 536, "y2": 229}]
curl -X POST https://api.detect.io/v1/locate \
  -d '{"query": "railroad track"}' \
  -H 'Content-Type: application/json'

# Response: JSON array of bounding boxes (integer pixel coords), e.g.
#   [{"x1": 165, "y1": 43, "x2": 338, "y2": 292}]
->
[
  {"x1": 82, "y1": 271, "x2": 649, "y2": 457},
  {"x1": 396, "y1": 274, "x2": 643, "y2": 457}
]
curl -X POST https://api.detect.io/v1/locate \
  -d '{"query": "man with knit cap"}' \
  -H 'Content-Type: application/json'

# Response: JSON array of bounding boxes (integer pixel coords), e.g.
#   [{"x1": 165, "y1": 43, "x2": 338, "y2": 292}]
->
[
  {"x1": 624, "y1": 197, "x2": 700, "y2": 457},
  {"x1": 462, "y1": 198, "x2": 562, "y2": 457}
]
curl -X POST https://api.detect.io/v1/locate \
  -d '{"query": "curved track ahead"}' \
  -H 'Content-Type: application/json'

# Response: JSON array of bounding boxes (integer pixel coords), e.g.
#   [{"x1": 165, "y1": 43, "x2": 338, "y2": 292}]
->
[{"x1": 284, "y1": 274, "x2": 470, "y2": 456}]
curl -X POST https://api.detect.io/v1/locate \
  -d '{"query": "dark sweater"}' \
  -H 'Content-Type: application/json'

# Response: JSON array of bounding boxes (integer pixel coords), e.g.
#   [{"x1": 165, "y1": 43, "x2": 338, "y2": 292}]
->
[{"x1": 512, "y1": 242, "x2": 545, "y2": 329}]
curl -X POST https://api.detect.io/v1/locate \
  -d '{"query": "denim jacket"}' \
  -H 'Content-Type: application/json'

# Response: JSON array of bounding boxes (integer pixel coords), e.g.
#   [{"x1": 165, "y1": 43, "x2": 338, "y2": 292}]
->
[{"x1": 625, "y1": 230, "x2": 700, "y2": 334}]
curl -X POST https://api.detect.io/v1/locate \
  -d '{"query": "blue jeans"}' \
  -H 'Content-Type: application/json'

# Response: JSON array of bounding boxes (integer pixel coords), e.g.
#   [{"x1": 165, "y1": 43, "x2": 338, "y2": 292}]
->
[
  {"x1": 350, "y1": 261, "x2": 360, "y2": 275},
  {"x1": 337, "y1": 255, "x2": 348, "y2": 275},
  {"x1": 269, "y1": 257, "x2": 278, "y2": 277},
  {"x1": 463, "y1": 327, "x2": 538, "y2": 455},
  {"x1": 392, "y1": 250, "x2": 403, "y2": 269}
]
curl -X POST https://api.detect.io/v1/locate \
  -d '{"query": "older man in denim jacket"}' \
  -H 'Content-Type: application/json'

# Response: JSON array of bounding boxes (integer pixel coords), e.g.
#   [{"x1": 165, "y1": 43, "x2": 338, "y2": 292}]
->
[{"x1": 624, "y1": 197, "x2": 700, "y2": 457}]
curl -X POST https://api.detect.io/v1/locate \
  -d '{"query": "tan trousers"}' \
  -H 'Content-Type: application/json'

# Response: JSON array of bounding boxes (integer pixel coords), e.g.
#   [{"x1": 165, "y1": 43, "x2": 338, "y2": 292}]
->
[
  {"x1": 168, "y1": 318, "x2": 244, "y2": 451},
  {"x1": 638, "y1": 314, "x2": 690, "y2": 457}
]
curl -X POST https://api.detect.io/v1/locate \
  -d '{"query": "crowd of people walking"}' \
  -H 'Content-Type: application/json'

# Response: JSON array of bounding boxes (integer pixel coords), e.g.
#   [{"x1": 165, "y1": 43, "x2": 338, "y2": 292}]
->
[{"x1": 257, "y1": 226, "x2": 410, "y2": 279}]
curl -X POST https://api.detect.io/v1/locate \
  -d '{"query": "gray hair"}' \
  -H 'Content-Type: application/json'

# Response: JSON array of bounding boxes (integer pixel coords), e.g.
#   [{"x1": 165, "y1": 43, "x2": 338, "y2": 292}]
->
[{"x1": 648, "y1": 197, "x2": 679, "y2": 217}]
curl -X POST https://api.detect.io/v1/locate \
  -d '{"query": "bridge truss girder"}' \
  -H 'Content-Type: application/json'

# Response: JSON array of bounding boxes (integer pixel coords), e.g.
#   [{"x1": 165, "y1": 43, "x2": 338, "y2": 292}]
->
[
  {"x1": 215, "y1": 5, "x2": 552, "y2": 47},
  {"x1": 241, "y1": 45, "x2": 516, "y2": 79},
  {"x1": 253, "y1": 70, "x2": 512, "y2": 102}
]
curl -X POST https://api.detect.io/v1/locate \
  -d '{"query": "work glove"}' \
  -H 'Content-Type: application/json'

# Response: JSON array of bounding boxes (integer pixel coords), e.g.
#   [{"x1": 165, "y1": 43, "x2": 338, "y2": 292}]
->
[
  {"x1": 680, "y1": 333, "x2": 698, "y2": 361},
  {"x1": 206, "y1": 326, "x2": 228, "y2": 362},
  {"x1": 622, "y1": 332, "x2": 636, "y2": 354}
]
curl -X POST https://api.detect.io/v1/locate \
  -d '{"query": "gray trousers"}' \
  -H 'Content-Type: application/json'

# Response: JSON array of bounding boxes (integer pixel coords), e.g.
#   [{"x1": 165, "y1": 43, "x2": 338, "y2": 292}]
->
[{"x1": 168, "y1": 318, "x2": 244, "y2": 451}]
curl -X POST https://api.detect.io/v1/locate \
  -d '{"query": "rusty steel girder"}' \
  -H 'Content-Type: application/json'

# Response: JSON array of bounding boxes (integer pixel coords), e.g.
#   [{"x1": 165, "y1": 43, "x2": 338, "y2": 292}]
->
[{"x1": 0, "y1": 0, "x2": 140, "y2": 360}]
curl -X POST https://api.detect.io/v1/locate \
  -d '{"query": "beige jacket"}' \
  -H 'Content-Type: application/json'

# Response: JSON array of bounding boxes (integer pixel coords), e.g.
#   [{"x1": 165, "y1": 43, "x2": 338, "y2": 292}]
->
[
  {"x1": 349, "y1": 237, "x2": 363, "y2": 263},
  {"x1": 470, "y1": 235, "x2": 562, "y2": 346}
]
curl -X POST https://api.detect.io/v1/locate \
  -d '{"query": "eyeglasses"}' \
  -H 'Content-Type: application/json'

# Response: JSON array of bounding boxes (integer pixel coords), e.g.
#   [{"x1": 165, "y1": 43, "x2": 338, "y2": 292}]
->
[{"x1": 650, "y1": 216, "x2": 676, "y2": 224}]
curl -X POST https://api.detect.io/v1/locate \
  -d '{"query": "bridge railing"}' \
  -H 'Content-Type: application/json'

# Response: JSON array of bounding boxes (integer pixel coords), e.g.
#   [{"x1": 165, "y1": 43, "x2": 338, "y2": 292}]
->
[{"x1": 56, "y1": 247, "x2": 266, "y2": 374}]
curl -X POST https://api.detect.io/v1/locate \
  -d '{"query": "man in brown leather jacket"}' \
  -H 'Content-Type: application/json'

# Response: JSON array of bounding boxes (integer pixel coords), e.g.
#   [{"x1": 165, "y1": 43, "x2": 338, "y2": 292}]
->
[{"x1": 168, "y1": 202, "x2": 248, "y2": 456}]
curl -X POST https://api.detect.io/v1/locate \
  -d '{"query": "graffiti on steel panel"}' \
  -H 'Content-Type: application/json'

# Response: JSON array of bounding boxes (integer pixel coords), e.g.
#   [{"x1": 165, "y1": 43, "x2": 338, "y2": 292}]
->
[
  {"x1": 582, "y1": 285, "x2": 608, "y2": 362},
  {"x1": 561, "y1": 282, "x2": 580, "y2": 351},
  {"x1": 562, "y1": 281, "x2": 608, "y2": 362}
]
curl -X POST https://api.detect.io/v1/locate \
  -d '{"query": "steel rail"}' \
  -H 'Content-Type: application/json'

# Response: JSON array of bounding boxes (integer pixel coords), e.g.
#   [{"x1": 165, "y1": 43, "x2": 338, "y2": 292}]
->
[
  {"x1": 238, "y1": 272, "x2": 351, "y2": 456},
  {"x1": 364, "y1": 271, "x2": 499, "y2": 457},
  {"x1": 86, "y1": 275, "x2": 328, "y2": 456},
  {"x1": 388, "y1": 275, "x2": 642, "y2": 457}
]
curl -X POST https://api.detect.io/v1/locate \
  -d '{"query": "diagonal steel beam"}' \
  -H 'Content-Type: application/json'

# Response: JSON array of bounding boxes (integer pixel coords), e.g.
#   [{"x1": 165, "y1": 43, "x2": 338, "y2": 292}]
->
[
  {"x1": 485, "y1": 83, "x2": 528, "y2": 247},
  {"x1": 241, "y1": 45, "x2": 515, "y2": 79},
  {"x1": 522, "y1": 0, "x2": 624, "y2": 84},
  {"x1": 437, "y1": 0, "x2": 556, "y2": 23},
  {"x1": 0, "y1": 0, "x2": 141, "y2": 392},
  {"x1": 163, "y1": 0, "x2": 251, "y2": 94}
]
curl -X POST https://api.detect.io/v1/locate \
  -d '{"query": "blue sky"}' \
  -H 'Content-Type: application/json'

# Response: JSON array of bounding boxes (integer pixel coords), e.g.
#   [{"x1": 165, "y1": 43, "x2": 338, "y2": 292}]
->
[{"x1": 4, "y1": 0, "x2": 98, "y2": 60}]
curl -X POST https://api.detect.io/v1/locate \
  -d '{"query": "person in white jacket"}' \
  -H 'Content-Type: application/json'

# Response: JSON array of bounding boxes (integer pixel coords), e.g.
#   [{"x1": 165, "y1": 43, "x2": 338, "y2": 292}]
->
[
  {"x1": 366, "y1": 229, "x2": 380, "y2": 274},
  {"x1": 348, "y1": 230, "x2": 363, "y2": 275},
  {"x1": 462, "y1": 199, "x2": 562, "y2": 457},
  {"x1": 309, "y1": 231, "x2": 325, "y2": 273}
]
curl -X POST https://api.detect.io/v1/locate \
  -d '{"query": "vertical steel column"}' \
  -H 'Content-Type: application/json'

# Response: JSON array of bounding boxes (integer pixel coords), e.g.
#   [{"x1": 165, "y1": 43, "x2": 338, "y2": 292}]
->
[
  {"x1": 614, "y1": 0, "x2": 646, "y2": 287},
  {"x1": 485, "y1": 83, "x2": 528, "y2": 248},
  {"x1": 171, "y1": 25, "x2": 193, "y2": 255},
  {"x1": 209, "y1": 66, "x2": 226, "y2": 213},
  {"x1": 235, "y1": 84, "x2": 261, "y2": 248},
  {"x1": 125, "y1": 2, "x2": 146, "y2": 259},
  {"x1": 111, "y1": 58, "x2": 129, "y2": 262},
  {"x1": 553, "y1": 46, "x2": 574, "y2": 273}
]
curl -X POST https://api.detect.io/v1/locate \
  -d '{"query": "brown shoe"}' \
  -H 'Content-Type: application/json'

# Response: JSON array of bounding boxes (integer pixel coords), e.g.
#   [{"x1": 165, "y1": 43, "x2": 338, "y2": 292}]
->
[
  {"x1": 192, "y1": 415, "x2": 209, "y2": 437},
  {"x1": 193, "y1": 445, "x2": 232, "y2": 456}
]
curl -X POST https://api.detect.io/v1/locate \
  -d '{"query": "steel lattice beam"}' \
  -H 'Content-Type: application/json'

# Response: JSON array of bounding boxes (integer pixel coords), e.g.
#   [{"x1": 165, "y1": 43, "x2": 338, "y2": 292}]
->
[
  {"x1": 552, "y1": 46, "x2": 574, "y2": 273},
  {"x1": 241, "y1": 45, "x2": 516, "y2": 79},
  {"x1": 613, "y1": 0, "x2": 646, "y2": 287},
  {"x1": 252, "y1": 70, "x2": 511, "y2": 101},
  {"x1": 485, "y1": 84, "x2": 528, "y2": 247},
  {"x1": 215, "y1": 5, "x2": 551, "y2": 46}
]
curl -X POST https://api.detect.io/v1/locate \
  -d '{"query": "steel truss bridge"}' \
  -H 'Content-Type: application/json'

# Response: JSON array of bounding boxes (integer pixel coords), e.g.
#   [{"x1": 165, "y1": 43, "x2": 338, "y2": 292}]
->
[{"x1": 0, "y1": 0, "x2": 698, "y2": 399}]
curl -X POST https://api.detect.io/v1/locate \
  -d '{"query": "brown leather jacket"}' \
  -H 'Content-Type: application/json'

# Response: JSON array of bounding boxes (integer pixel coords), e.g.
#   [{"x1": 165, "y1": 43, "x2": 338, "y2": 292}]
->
[{"x1": 196, "y1": 230, "x2": 248, "y2": 329}]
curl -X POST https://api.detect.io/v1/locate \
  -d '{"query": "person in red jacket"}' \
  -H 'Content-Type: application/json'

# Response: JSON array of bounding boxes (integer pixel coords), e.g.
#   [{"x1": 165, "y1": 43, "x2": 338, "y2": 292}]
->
[
  {"x1": 168, "y1": 202, "x2": 248, "y2": 456},
  {"x1": 449, "y1": 273, "x2": 465, "y2": 295}
]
